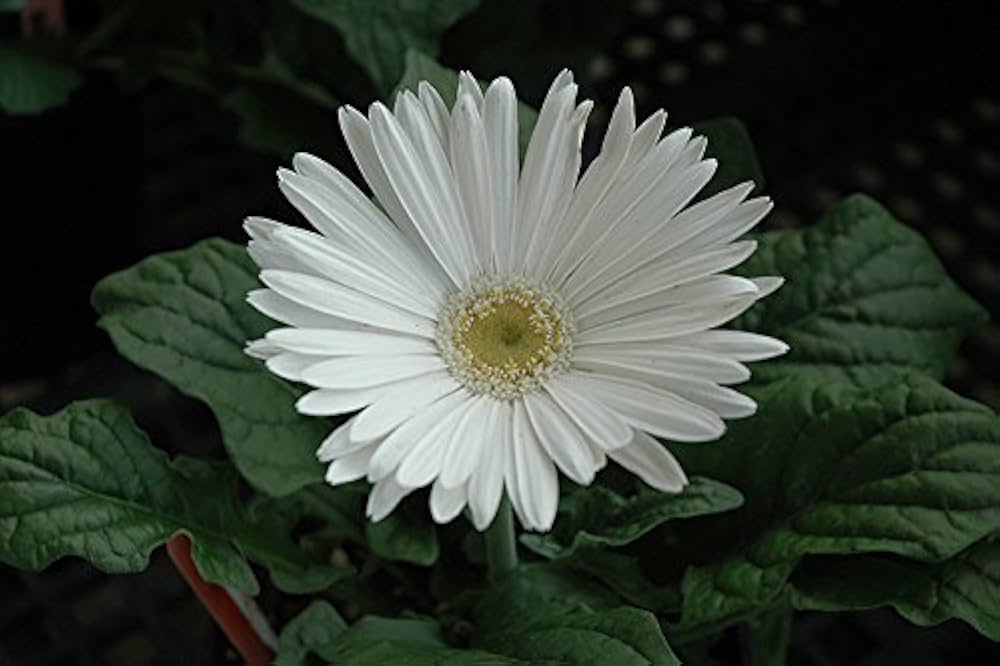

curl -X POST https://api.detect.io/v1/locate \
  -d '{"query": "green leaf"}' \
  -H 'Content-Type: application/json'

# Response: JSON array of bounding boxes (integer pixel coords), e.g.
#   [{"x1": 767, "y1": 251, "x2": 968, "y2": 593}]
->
[
  {"x1": 670, "y1": 376, "x2": 1000, "y2": 637},
  {"x1": 471, "y1": 564, "x2": 680, "y2": 665},
  {"x1": 0, "y1": 44, "x2": 81, "y2": 114},
  {"x1": 393, "y1": 50, "x2": 538, "y2": 155},
  {"x1": 221, "y1": 49, "x2": 343, "y2": 159},
  {"x1": 275, "y1": 601, "x2": 348, "y2": 666},
  {"x1": 0, "y1": 1, "x2": 24, "y2": 12},
  {"x1": 288, "y1": 0, "x2": 481, "y2": 94},
  {"x1": 0, "y1": 400, "x2": 344, "y2": 595},
  {"x1": 92, "y1": 238, "x2": 326, "y2": 496},
  {"x1": 694, "y1": 116, "x2": 765, "y2": 199},
  {"x1": 790, "y1": 542, "x2": 1000, "y2": 641},
  {"x1": 522, "y1": 477, "x2": 743, "y2": 558},
  {"x1": 737, "y1": 194, "x2": 988, "y2": 386},
  {"x1": 365, "y1": 494, "x2": 439, "y2": 566}
]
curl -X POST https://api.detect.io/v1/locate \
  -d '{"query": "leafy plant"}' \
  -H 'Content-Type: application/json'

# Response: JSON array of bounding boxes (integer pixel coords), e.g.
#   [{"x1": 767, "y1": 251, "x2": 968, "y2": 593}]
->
[{"x1": 1, "y1": 1, "x2": 997, "y2": 664}]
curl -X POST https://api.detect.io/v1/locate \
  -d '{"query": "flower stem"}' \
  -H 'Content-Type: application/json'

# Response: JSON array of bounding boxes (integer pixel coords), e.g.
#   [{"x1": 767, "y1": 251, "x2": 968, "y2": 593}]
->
[{"x1": 484, "y1": 495, "x2": 518, "y2": 580}]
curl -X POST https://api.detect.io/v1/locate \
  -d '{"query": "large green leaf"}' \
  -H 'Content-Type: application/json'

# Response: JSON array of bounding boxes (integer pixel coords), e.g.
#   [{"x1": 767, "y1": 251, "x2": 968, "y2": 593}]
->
[
  {"x1": 0, "y1": 44, "x2": 81, "y2": 114},
  {"x1": 92, "y1": 238, "x2": 325, "y2": 496},
  {"x1": 737, "y1": 194, "x2": 987, "y2": 386},
  {"x1": 0, "y1": 400, "x2": 344, "y2": 595},
  {"x1": 521, "y1": 477, "x2": 743, "y2": 559},
  {"x1": 669, "y1": 376, "x2": 1000, "y2": 637},
  {"x1": 790, "y1": 542, "x2": 1000, "y2": 641},
  {"x1": 275, "y1": 601, "x2": 349, "y2": 666},
  {"x1": 288, "y1": 0, "x2": 481, "y2": 94},
  {"x1": 393, "y1": 50, "x2": 538, "y2": 155},
  {"x1": 473, "y1": 565, "x2": 680, "y2": 665}
]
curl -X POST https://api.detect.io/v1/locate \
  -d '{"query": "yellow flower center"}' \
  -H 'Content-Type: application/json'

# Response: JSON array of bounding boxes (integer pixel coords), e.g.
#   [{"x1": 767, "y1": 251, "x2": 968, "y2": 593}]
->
[{"x1": 436, "y1": 278, "x2": 573, "y2": 398}]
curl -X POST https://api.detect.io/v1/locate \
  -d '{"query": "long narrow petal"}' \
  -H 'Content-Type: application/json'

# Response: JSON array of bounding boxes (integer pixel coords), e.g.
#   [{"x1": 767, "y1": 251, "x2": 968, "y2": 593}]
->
[
  {"x1": 524, "y1": 391, "x2": 598, "y2": 485},
  {"x1": 266, "y1": 328, "x2": 434, "y2": 356},
  {"x1": 366, "y1": 478, "x2": 416, "y2": 522},
  {"x1": 297, "y1": 386, "x2": 386, "y2": 416},
  {"x1": 351, "y1": 372, "x2": 461, "y2": 441},
  {"x1": 325, "y1": 445, "x2": 376, "y2": 485},
  {"x1": 509, "y1": 400, "x2": 559, "y2": 531},
  {"x1": 608, "y1": 431, "x2": 688, "y2": 492},
  {"x1": 430, "y1": 480, "x2": 468, "y2": 524},
  {"x1": 438, "y1": 395, "x2": 493, "y2": 488},
  {"x1": 260, "y1": 270, "x2": 435, "y2": 338},
  {"x1": 482, "y1": 77, "x2": 519, "y2": 273},
  {"x1": 368, "y1": 390, "x2": 469, "y2": 481},
  {"x1": 301, "y1": 354, "x2": 445, "y2": 389},
  {"x1": 450, "y1": 93, "x2": 494, "y2": 267},
  {"x1": 468, "y1": 400, "x2": 510, "y2": 530},
  {"x1": 666, "y1": 330, "x2": 790, "y2": 362},
  {"x1": 395, "y1": 397, "x2": 475, "y2": 488},
  {"x1": 544, "y1": 375, "x2": 633, "y2": 450},
  {"x1": 568, "y1": 373, "x2": 726, "y2": 442}
]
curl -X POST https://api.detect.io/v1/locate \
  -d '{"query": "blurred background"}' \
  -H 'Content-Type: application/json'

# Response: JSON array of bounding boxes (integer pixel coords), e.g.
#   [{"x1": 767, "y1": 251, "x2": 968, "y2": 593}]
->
[{"x1": 1, "y1": 0, "x2": 998, "y2": 663}]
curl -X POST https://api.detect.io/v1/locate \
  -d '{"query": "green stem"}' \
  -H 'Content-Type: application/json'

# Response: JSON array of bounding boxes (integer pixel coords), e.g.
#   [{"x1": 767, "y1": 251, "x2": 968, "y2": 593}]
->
[
  {"x1": 744, "y1": 602, "x2": 792, "y2": 666},
  {"x1": 484, "y1": 495, "x2": 518, "y2": 580}
]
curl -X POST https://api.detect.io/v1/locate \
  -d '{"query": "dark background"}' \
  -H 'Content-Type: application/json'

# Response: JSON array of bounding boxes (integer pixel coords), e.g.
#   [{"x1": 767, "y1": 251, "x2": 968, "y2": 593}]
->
[{"x1": 1, "y1": 0, "x2": 998, "y2": 663}]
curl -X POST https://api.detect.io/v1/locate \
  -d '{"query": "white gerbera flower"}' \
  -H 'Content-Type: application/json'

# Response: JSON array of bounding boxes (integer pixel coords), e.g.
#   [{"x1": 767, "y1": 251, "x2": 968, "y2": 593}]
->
[{"x1": 245, "y1": 70, "x2": 788, "y2": 532}]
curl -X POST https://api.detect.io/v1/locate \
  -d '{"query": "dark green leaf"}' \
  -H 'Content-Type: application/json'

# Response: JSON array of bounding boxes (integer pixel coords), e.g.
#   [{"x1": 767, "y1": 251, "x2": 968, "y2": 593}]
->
[
  {"x1": 694, "y1": 116, "x2": 765, "y2": 199},
  {"x1": 0, "y1": 44, "x2": 81, "y2": 114},
  {"x1": 393, "y1": 50, "x2": 538, "y2": 155},
  {"x1": 472, "y1": 564, "x2": 680, "y2": 665},
  {"x1": 670, "y1": 376, "x2": 1000, "y2": 637},
  {"x1": 737, "y1": 194, "x2": 988, "y2": 386},
  {"x1": 92, "y1": 238, "x2": 326, "y2": 496},
  {"x1": 522, "y1": 477, "x2": 743, "y2": 558},
  {"x1": 0, "y1": 400, "x2": 344, "y2": 595},
  {"x1": 275, "y1": 601, "x2": 348, "y2": 666},
  {"x1": 1, "y1": 1, "x2": 24, "y2": 12},
  {"x1": 288, "y1": 0, "x2": 481, "y2": 94},
  {"x1": 366, "y1": 494, "x2": 439, "y2": 566},
  {"x1": 221, "y1": 50, "x2": 342, "y2": 159},
  {"x1": 790, "y1": 542, "x2": 1000, "y2": 641}
]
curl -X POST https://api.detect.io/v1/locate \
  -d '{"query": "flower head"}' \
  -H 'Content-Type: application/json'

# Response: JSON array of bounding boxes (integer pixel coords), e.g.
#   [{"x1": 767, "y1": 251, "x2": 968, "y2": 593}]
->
[{"x1": 245, "y1": 70, "x2": 788, "y2": 532}]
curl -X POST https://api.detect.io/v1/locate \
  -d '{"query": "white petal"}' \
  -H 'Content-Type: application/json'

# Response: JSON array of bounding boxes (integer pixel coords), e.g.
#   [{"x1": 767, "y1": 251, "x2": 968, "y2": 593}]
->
[
  {"x1": 515, "y1": 79, "x2": 583, "y2": 276},
  {"x1": 317, "y1": 418, "x2": 371, "y2": 462},
  {"x1": 368, "y1": 390, "x2": 469, "y2": 481},
  {"x1": 578, "y1": 297, "x2": 759, "y2": 345},
  {"x1": 267, "y1": 328, "x2": 435, "y2": 356},
  {"x1": 569, "y1": 373, "x2": 725, "y2": 442},
  {"x1": 267, "y1": 225, "x2": 439, "y2": 318},
  {"x1": 324, "y1": 445, "x2": 375, "y2": 485},
  {"x1": 457, "y1": 70, "x2": 485, "y2": 108},
  {"x1": 450, "y1": 93, "x2": 494, "y2": 267},
  {"x1": 524, "y1": 391, "x2": 597, "y2": 485},
  {"x1": 546, "y1": 87, "x2": 635, "y2": 282},
  {"x1": 565, "y1": 155, "x2": 718, "y2": 304},
  {"x1": 418, "y1": 81, "x2": 451, "y2": 150},
  {"x1": 468, "y1": 400, "x2": 510, "y2": 530},
  {"x1": 370, "y1": 101, "x2": 476, "y2": 286},
  {"x1": 260, "y1": 270, "x2": 435, "y2": 338},
  {"x1": 438, "y1": 395, "x2": 493, "y2": 488},
  {"x1": 430, "y1": 479, "x2": 468, "y2": 524},
  {"x1": 482, "y1": 77, "x2": 519, "y2": 273},
  {"x1": 265, "y1": 352, "x2": 326, "y2": 382},
  {"x1": 608, "y1": 430, "x2": 688, "y2": 492},
  {"x1": 508, "y1": 401, "x2": 559, "y2": 531},
  {"x1": 544, "y1": 375, "x2": 632, "y2": 450},
  {"x1": 366, "y1": 477, "x2": 415, "y2": 522},
  {"x1": 395, "y1": 396, "x2": 476, "y2": 488},
  {"x1": 575, "y1": 241, "x2": 758, "y2": 321},
  {"x1": 751, "y1": 276, "x2": 785, "y2": 299},
  {"x1": 339, "y1": 106, "x2": 428, "y2": 254},
  {"x1": 667, "y1": 330, "x2": 790, "y2": 362},
  {"x1": 297, "y1": 386, "x2": 385, "y2": 416},
  {"x1": 301, "y1": 354, "x2": 444, "y2": 389},
  {"x1": 248, "y1": 289, "x2": 365, "y2": 330},
  {"x1": 573, "y1": 347, "x2": 750, "y2": 385},
  {"x1": 351, "y1": 372, "x2": 461, "y2": 442},
  {"x1": 245, "y1": 338, "x2": 282, "y2": 360}
]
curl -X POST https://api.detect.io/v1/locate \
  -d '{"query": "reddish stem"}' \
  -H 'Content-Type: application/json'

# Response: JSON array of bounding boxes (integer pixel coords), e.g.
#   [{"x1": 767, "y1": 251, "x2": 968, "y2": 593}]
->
[{"x1": 166, "y1": 535, "x2": 273, "y2": 666}]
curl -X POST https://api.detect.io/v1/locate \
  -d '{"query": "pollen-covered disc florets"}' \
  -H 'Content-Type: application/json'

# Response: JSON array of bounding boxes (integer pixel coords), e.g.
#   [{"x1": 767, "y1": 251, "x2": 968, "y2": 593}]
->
[{"x1": 436, "y1": 276, "x2": 575, "y2": 399}]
